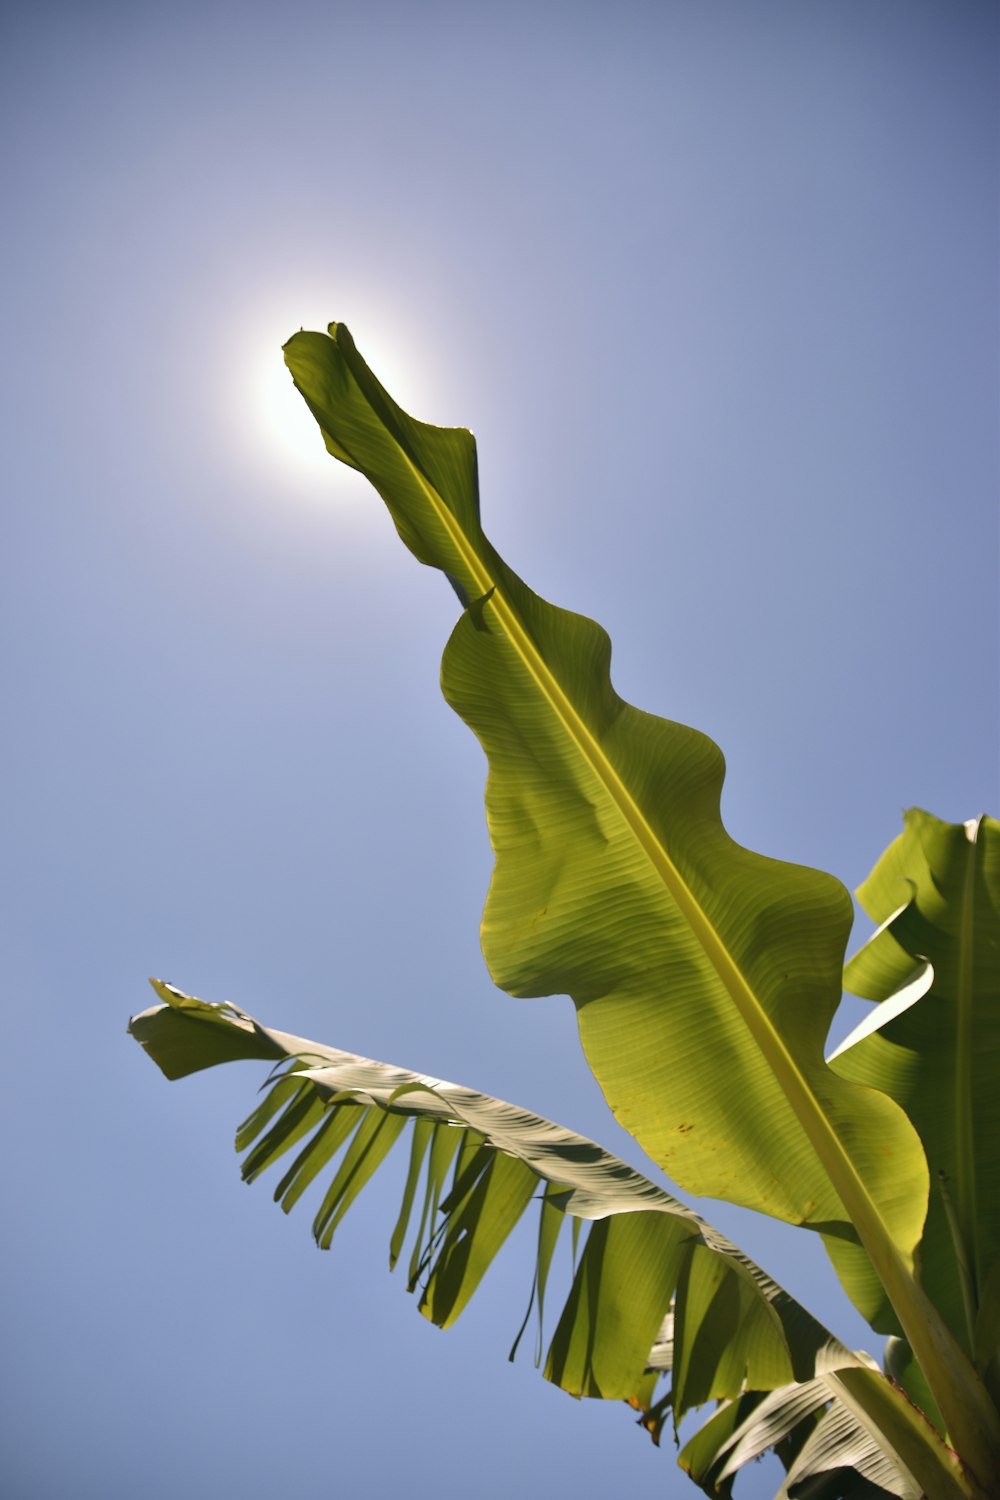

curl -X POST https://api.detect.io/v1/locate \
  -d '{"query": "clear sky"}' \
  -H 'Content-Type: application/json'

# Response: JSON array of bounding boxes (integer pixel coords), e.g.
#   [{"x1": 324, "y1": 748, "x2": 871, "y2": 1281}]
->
[{"x1": 3, "y1": 2, "x2": 997, "y2": 1497}]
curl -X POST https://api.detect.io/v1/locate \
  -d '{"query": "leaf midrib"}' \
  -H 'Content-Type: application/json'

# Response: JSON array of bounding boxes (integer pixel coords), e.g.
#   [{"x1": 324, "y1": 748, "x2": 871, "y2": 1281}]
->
[{"x1": 956, "y1": 818, "x2": 980, "y2": 1302}]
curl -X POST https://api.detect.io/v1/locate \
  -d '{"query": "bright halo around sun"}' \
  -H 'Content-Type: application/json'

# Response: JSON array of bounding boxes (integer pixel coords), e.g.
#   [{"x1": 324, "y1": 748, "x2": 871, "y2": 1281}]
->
[
  {"x1": 237, "y1": 301, "x2": 441, "y2": 501},
  {"x1": 257, "y1": 344, "x2": 333, "y2": 485}
]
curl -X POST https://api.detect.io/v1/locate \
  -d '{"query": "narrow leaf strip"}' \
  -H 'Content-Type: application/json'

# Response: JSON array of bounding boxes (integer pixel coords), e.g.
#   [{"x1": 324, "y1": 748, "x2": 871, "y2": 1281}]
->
[
  {"x1": 274, "y1": 1105, "x2": 362, "y2": 1213},
  {"x1": 389, "y1": 1117, "x2": 433, "y2": 1270},
  {"x1": 312, "y1": 1109, "x2": 407, "y2": 1249}
]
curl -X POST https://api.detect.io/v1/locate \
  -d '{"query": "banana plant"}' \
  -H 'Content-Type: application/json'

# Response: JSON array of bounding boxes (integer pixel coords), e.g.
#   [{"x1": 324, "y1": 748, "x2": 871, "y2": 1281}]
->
[{"x1": 130, "y1": 325, "x2": 1000, "y2": 1499}]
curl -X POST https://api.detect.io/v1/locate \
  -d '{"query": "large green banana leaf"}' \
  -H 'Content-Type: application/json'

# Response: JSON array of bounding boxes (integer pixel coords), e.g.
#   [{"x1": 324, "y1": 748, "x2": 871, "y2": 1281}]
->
[
  {"x1": 281, "y1": 325, "x2": 925, "y2": 1267},
  {"x1": 128, "y1": 981, "x2": 968, "y2": 1499},
  {"x1": 279, "y1": 325, "x2": 1000, "y2": 1483},
  {"x1": 832, "y1": 812, "x2": 1000, "y2": 1396}
]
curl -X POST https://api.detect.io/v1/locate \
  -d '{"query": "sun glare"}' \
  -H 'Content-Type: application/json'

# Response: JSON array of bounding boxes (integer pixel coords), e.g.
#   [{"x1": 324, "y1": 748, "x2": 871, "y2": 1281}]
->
[
  {"x1": 257, "y1": 348, "x2": 333, "y2": 483},
  {"x1": 234, "y1": 299, "x2": 444, "y2": 501}
]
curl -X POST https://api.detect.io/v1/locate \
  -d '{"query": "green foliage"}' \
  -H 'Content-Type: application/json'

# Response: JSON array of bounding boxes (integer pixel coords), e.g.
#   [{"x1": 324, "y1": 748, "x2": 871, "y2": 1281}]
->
[
  {"x1": 130, "y1": 326, "x2": 1000, "y2": 1498},
  {"x1": 834, "y1": 813, "x2": 1000, "y2": 1380}
]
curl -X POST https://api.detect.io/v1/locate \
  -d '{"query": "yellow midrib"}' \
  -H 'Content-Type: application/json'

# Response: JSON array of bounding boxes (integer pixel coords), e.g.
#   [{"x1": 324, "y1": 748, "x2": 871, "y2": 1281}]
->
[{"x1": 955, "y1": 819, "x2": 980, "y2": 1293}]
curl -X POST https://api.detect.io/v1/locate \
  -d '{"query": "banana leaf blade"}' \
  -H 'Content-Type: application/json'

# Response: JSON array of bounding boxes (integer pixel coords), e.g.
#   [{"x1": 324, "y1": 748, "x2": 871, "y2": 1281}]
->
[
  {"x1": 129, "y1": 979, "x2": 852, "y2": 1412},
  {"x1": 282, "y1": 324, "x2": 928, "y2": 1275},
  {"x1": 131, "y1": 984, "x2": 972, "y2": 1495},
  {"x1": 833, "y1": 811, "x2": 1000, "y2": 1385}
]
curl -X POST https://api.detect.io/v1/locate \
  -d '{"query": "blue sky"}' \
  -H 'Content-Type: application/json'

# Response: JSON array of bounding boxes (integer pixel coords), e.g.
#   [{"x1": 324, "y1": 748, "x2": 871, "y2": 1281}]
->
[{"x1": 3, "y1": 3, "x2": 997, "y2": 1497}]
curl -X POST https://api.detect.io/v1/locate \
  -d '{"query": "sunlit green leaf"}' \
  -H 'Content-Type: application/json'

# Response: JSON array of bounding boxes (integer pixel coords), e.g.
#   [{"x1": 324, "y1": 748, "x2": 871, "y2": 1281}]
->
[
  {"x1": 282, "y1": 324, "x2": 927, "y2": 1278},
  {"x1": 834, "y1": 812, "x2": 1000, "y2": 1390},
  {"x1": 274, "y1": 326, "x2": 1000, "y2": 1484},
  {"x1": 129, "y1": 981, "x2": 852, "y2": 1414}
]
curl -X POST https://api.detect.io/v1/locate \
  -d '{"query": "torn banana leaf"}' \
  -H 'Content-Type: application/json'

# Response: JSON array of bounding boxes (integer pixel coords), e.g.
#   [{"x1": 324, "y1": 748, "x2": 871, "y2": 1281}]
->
[
  {"x1": 130, "y1": 981, "x2": 850, "y2": 1415},
  {"x1": 131, "y1": 982, "x2": 971, "y2": 1498}
]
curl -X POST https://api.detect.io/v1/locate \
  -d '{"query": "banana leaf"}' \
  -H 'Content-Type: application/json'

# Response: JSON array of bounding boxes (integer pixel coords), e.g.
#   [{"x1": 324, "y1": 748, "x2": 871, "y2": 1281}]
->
[
  {"x1": 832, "y1": 812, "x2": 1000, "y2": 1397},
  {"x1": 129, "y1": 981, "x2": 966, "y2": 1498},
  {"x1": 776, "y1": 1396, "x2": 918, "y2": 1499},
  {"x1": 281, "y1": 324, "x2": 925, "y2": 1252},
  {"x1": 276, "y1": 325, "x2": 999, "y2": 1481},
  {"x1": 673, "y1": 1358, "x2": 974, "y2": 1500}
]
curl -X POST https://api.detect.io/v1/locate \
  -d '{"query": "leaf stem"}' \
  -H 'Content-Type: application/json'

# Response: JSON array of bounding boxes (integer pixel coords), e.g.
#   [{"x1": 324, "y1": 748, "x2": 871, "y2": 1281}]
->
[{"x1": 955, "y1": 819, "x2": 981, "y2": 1309}]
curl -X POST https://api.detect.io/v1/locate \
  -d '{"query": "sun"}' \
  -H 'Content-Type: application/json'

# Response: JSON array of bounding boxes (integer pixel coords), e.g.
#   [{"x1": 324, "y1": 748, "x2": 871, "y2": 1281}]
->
[
  {"x1": 256, "y1": 343, "x2": 333, "y2": 483},
  {"x1": 234, "y1": 299, "x2": 441, "y2": 500}
]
